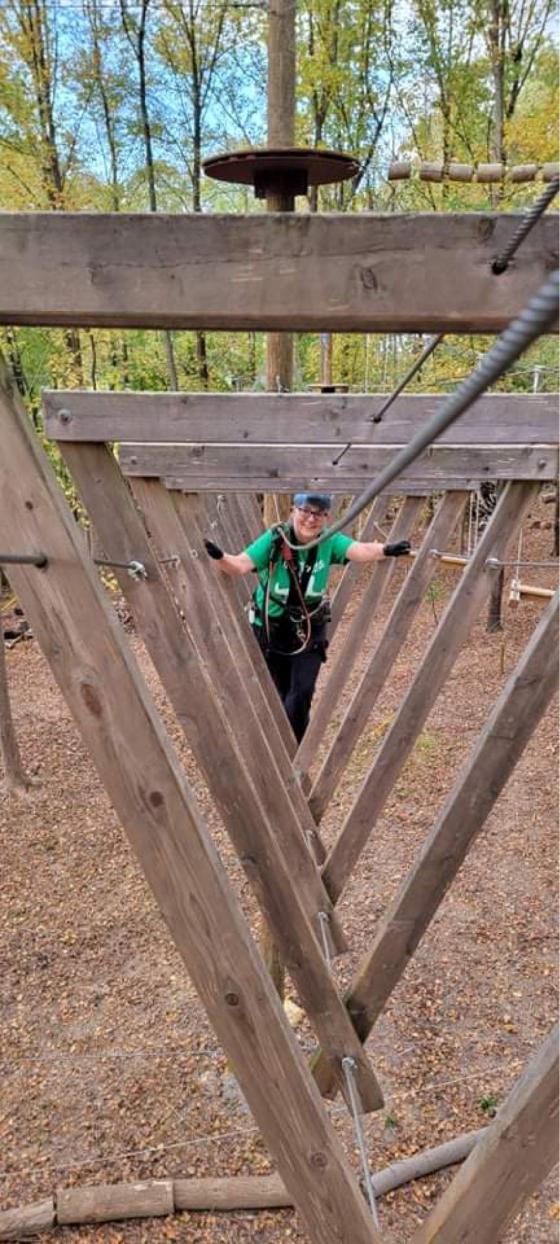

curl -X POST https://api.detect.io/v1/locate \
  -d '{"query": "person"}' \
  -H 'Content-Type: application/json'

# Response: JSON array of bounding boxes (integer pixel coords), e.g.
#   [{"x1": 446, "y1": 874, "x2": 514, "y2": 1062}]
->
[{"x1": 204, "y1": 492, "x2": 410, "y2": 742}]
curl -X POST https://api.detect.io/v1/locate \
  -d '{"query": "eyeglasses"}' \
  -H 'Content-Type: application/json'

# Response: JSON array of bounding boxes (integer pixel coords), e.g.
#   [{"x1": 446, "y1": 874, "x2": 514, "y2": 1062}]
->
[{"x1": 295, "y1": 506, "x2": 327, "y2": 521}]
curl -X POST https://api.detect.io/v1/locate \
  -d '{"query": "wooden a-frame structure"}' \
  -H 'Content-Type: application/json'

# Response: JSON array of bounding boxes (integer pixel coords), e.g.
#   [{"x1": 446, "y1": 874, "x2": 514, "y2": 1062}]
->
[{"x1": 0, "y1": 210, "x2": 558, "y2": 1243}]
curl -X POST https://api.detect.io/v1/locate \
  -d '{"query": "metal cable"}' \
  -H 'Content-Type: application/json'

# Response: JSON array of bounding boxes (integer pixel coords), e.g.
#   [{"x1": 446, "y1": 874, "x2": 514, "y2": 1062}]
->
[
  {"x1": 281, "y1": 268, "x2": 559, "y2": 553},
  {"x1": 0, "y1": 552, "x2": 47, "y2": 568},
  {"x1": 492, "y1": 176, "x2": 560, "y2": 274},
  {"x1": 341, "y1": 1057, "x2": 380, "y2": 1227}
]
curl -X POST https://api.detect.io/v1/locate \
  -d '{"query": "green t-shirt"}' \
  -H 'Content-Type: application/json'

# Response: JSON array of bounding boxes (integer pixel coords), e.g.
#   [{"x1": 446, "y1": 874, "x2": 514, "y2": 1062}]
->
[{"x1": 245, "y1": 527, "x2": 354, "y2": 621}]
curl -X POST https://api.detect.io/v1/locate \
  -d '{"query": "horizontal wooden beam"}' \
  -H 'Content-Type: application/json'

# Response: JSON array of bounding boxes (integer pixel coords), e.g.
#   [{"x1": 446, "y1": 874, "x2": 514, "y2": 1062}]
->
[
  {"x1": 118, "y1": 443, "x2": 558, "y2": 488},
  {"x1": 1, "y1": 212, "x2": 557, "y2": 332},
  {"x1": 43, "y1": 391, "x2": 559, "y2": 447}
]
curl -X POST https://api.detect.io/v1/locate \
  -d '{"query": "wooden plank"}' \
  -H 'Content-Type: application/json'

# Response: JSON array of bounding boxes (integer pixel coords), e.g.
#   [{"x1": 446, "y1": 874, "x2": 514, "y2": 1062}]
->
[
  {"x1": 309, "y1": 493, "x2": 467, "y2": 820},
  {"x1": 119, "y1": 443, "x2": 558, "y2": 486},
  {"x1": 313, "y1": 591, "x2": 559, "y2": 1096},
  {"x1": 0, "y1": 365, "x2": 380, "y2": 1244},
  {"x1": 2, "y1": 212, "x2": 557, "y2": 332},
  {"x1": 412, "y1": 1025, "x2": 559, "y2": 1244},
  {"x1": 295, "y1": 497, "x2": 423, "y2": 783},
  {"x1": 328, "y1": 497, "x2": 390, "y2": 639},
  {"x1": 321, "y1": 481, "x2": 539, "y2": 904},
  {"x1": 171, "y1": 490, "x2": 297, "y2": 764},
  {"x1": 57, "y1": 1181, "x2": 174, "y2": 1225},
  {"x1": 43, "y1": 391, "x2": 559, "y2": 446},
  {"x1": 0, "y1": 1200, "x2": 55, "y2": 1241},
  {"x1": 61, "y1": 446, "x2": 379, "y2": 1090}
]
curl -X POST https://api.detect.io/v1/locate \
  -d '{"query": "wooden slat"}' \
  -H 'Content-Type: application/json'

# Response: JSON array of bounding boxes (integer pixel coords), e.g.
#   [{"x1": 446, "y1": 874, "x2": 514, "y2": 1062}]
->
[
  {"x1": 62, "y1": 448, "x2": 370, "y2": 1085},
  {"x1": 328, "y1": 497, "x2": 390, "y2": 640},
  {"x1": 309, "y1": 493, "x2": 467, "y2": 820},
  {"x1": 295, "y1": 497, "x2": 423, "y2": 783},
  {"x1": 321, "y1": 481, "x2": 539, "y2": 904},
  {"x1": 2, "y1": 212, "x2": 557, "y2": 332},
  {"x1": 43, "y1": 391, "x2": 559, "y2": 446},
  {"x1": 312, "y1": 591, "x2": 559, "y2": 1096},
  {"x1": 0, "y1": 365, "x2": 381, "y2": 1244},
  {"x1": 119, "y1": 443, "x2": 558, "y2": 487},
  {"x1": 412, "y1": 1025, "x2": 559, "y2": 1243},
  {"x1": 171, "y1": 491, "x2": 297, "y2": 764}
]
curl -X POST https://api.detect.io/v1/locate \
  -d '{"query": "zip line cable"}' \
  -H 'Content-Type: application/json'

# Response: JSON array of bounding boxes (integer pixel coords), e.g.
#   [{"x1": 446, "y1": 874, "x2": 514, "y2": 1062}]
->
[
  {"x1": 492, "y1": 175, "x2": 560, "y2": 274},
  {"x1": 279, "y1": 268, "x2": 559, "y2": 553}
]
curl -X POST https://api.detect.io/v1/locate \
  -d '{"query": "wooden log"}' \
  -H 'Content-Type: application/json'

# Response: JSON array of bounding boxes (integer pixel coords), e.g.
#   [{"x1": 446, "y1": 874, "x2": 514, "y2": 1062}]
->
[
  {"x1": 309, "y1": 493, "x2": 467, "y2": 821},
  {"x1": 321, "y1": 481, "x2": 539, "y2": 904},
  {"x1": 516, "y1": 582, "x2": 555, "y2": 600},
  {"x1": 119, "y1": 443, "x2": 558, "y2": 488},
  {"x1": 510, "y1": 163, "x2": 539, "y2": 183},
  {"x1": 2, "y1": 212, "x2": 557, "y2": 334},
  {"x1": 475, "y1": 163, "x2": 505, "y2": 183},
  {"x1": 543, "y1": 162, "x2": 560, "y2": 181},
  {"x1": 57, "y1": 1181, "x2": 174, "y2": 1225},
  {"x1": 412, "y1": 1026, "x2": 559, "y2": 1243},
  {"x1": 43, "y1": 391, "x2": 559, "y2": 448},
  {"x1": 313, "y1": 589, "x2": 558, "y2": 1098},
  {"x1": 419, "y1": 163, "x2": 444, "y2": 182},
  {"x1": 447, "y1": 163, "x2": 474, "y2": 182},
  {"x1": 0, "y1": 365, "x2": 381, "y2": 1244},
  {"x1": 295, "y1": 497, "x2": 422, "y2": 783},
  {"x1": 0, "y1": 1200, "x2": 54, "y2": 1241},
  {"x1": 387, "y1": 161, "x2": 411, "y2": 180}
]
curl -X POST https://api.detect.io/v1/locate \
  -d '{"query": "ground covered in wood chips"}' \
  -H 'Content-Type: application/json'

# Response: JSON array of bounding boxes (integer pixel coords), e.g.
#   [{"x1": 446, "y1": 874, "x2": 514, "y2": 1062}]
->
[{"x1": 1, "y1": 499, "x2": 558, "y2": 1244}]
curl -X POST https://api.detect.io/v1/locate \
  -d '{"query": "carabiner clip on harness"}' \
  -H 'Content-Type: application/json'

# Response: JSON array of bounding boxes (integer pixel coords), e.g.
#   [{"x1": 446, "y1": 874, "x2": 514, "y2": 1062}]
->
[{"x1": 263, "y1": 525, "x2": 322, "y2": 656}]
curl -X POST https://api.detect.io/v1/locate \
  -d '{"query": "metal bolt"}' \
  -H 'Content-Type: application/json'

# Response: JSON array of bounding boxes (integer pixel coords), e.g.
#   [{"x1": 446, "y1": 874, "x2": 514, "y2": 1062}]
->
[
  {"x1": 58, "y1": 408, "x2": 72, "y2": 424},
  {"x1": 224, "y1": 991, "x2": 240, "y2": 1007}
]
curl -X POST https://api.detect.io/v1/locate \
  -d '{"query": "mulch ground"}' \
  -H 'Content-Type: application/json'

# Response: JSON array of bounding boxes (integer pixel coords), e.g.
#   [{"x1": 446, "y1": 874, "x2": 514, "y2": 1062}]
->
[{"x1": 1, "y1": 498, "x2": 558, "y2": 1244}]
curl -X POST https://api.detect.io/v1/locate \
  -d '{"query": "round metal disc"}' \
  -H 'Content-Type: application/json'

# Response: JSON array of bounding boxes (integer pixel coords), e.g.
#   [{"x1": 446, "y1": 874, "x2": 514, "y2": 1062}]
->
[{"x1": 203, "y1": 146, "x2": 360, "y2": 189}]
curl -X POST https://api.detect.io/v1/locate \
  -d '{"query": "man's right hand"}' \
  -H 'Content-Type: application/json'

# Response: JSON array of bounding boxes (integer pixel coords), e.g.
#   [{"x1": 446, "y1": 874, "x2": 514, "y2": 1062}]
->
[{"x1": 204, "y1": 539, "x2": 224, "y2": 560}]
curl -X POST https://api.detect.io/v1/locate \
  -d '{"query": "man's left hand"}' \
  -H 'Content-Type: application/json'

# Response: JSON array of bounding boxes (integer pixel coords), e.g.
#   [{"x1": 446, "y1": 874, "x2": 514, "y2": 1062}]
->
[{"x1": 383, "y1": 540, "x2": 411, "y2": 558}]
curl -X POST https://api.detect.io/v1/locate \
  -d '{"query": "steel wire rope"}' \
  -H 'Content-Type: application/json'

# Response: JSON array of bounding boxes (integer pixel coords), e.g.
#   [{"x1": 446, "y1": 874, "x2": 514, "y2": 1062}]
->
[
  {"x1": 277, "y1": 268, "x2": 559, "y2": 554},
  {"x1": 492, "y1": 175, "x2": 560, "y2": 274}
]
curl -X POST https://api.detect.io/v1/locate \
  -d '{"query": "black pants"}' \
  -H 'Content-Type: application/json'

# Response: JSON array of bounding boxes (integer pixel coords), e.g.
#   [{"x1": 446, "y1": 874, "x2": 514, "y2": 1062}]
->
[{"x1": 254, "y1": 624, "x2": 327, "y2": 742}]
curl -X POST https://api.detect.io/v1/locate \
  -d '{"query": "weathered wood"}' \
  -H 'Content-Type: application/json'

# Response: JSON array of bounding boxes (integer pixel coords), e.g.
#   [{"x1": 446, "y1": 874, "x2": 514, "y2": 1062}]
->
[
  {"x1": 312, "y1": 590, "x2": 559, "y2": 1096},
  {"x1": 327, "y1": 497, "x2": 390, "y2": 642},
  {"x1": 0, "y1": 1199, "x2": 54, "y2": 1241},
  {"x1": 0, "y1": 630, "x2": 30, "y2": 791},
  {"x1": 60, "y1": 446, "x2": 385, "y2": 1107},
  {"x1": 43, "y1": 391, "x2": 559, "y2": 447},
  {"x1": 0, "y1": 365, "x2": 381, "y2": 1244},
  {"x1": 388, "y1": 159, "x2": 559, "y2": 184},
  {"x1": 309, "y1": 493, "x2": 467, "y2": 821},
  {"x1": 57, "y1": 1181, "x2": 174, "y2": 1225},
  {"x1": 295, "y1": 498, "x2": 422, "y2": 782},
  {"x1": 2, "y1": 213, "x2": 557, "y2": 332},
  {"x1": 119, "y1": 443, "x2": 558, "y2": 487},
  {"x1": 171, "y1": 491, "x2": 300, "y2": 770},
  {"x1": 321, "y1": 481, "x2": 539, "y2": 903},
  {"x1": 412, "y1": 1025, "x2": 559, "y2": 1244}
]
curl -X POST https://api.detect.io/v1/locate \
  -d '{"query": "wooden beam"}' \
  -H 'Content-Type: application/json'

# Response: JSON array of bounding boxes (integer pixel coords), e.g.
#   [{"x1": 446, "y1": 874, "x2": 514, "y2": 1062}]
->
[
  {"x1": 412, "y1": 1025, "x2": 559, "y2": 1244},
  {"x1": 295, "y1": 498, "x2": 422, "y2": 782},
  {"x1": 328, "y1": 497, "x2": 390, "y2": 639},
  {"x1": 0, "y1": 363, "x2": 381, "y2": 1244},
  {"x1": 312, "y1": 591, "x2": 559, "y2": 1097},
  {"x1": 43, "y1": 391, "x2": 559, "y2": 446},
  {"x1": 2, "y1": 212, "x2": 557, "y2": 332},
  {"x1": 321, "y1": 481, "x2": 539, "y2": 904},
  {"x1": 119, "y1": 443, "x2": 558, "y2": 488},
  {"x1": 308, "y1": 492, "x2": 467, "y2": 820}
]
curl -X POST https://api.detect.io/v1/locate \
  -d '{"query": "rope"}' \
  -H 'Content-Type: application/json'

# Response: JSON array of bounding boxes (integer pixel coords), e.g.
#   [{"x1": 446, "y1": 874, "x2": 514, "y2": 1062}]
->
[
  {"x1": 281, "y1": 268, "x2": 559, "y2": 554},
  {"x1": 492, "y1": 176, "x2": 560, "y2": 274},
  {"x1": 341, "y1": 1057, "x2": 380, "y2": 1227}
]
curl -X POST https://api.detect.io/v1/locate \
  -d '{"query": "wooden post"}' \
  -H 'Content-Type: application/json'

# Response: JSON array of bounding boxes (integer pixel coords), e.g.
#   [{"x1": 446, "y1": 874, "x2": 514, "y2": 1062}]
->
[
  {"x1": 412, "y1": 1025, "x2": 559, "y2": 1243},
  {"x1": 0, "y1": 625, "x2": 30, "y2": 792},
  {"x1": 0, "y1": 363, "x2": 381, "y2": 1244}
]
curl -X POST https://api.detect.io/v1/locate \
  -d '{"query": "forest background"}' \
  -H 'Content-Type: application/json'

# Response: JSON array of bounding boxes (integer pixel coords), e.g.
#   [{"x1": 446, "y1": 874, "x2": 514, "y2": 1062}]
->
[{"x1": 0, "y1": 0, "x2": 558, "y2": 500}]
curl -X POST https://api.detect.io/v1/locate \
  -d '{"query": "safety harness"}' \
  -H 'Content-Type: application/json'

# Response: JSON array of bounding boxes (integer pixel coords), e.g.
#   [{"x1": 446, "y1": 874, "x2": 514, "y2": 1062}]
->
[{"x1": 259, "y1": 525, "x2": 323, "y2": 656}]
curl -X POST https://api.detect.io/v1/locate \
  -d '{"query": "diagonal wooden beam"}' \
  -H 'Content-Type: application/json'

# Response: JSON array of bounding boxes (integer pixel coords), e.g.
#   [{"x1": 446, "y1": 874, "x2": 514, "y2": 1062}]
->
[
  {"x1": 411, "y1": 1024, "x2": 559, "y2": 1243},
  {"x1": 59, "y1": 447, "x2": 386, "y2": 1108},
  {"x1": 321, "y1": 481, "x2": 539, "y2": 905},
  {"x1": 295, "y1": 497, "x2": 423, "y2": 783},
  {"x1": 2, "y1": 211, "x2": 557, "y2": 332},
  {"x1": 308, "y1": 493, "x2": 467, "y2": 821},
  {"x1": 119, "y1": 442, "x2": 559, "y2": 488},
  {"x1": 43, "y1": 390, "x2": 559, "y2": 446},
  {"x1": 311, "y1": 590, "x2": 558, "y2": 1097},
  {"x1": 328, "y1": 497, "x2": 391, "y2": 640},
  {"x1": 0, "y1": 363, "x2": 381, "y2": 1244}
]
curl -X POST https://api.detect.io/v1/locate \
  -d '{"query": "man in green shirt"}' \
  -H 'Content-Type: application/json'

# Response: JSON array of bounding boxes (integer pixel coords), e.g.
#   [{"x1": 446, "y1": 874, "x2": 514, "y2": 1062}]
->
[{"x1": 204, "y1": 492, "x2": 410, "y2": 741}]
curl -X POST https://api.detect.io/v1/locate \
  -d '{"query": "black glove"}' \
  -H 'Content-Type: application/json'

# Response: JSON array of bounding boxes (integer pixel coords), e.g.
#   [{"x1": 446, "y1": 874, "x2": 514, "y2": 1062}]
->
[
  {"x1": 383, "y1": 540, "x2": 411, "y2": 558},
  {"x1": 204, "y1": 538, "x2": 224, "y2": 560}
]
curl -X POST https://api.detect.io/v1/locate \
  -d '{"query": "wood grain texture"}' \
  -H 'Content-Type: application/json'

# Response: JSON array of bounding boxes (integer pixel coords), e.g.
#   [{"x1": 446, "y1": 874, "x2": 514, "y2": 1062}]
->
[
  {"x1": 2, "y1": 212, "x2": 557, "y2": 331},
  {"x1": 57, "y1": 1181, "x2": 174, "y2": 1225},
  {"x1": 322, "y1": 481, "x2": 539, "y2": 904},
  {"x1": 0, "y1": 1200, "x2": 54, "y2": 1241},
  {"x1": 0, "y1": 362, "x2": 381, "y2": 1244},
  {"x1": 313, "y1": 591, "x2": 559, "y2": 1096},
  {"x1": 43, "y1": 391, "x2": 559, "y2": 446},
  {"x1": 412, "y1": 1025, "x2": 559, "y2": 1243},
  {"x1": 119, "y1": 443, "x2": 558, "y2": 486},
  {"x1": 309, "y1": 492, "x2": 467, "y2": 820}
]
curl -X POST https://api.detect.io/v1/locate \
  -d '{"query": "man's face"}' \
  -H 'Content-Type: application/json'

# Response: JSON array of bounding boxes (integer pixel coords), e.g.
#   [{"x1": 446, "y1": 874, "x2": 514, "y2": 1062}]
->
[{"x1": 292, "y1": 503, "x2": 329, "y2": 541}]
